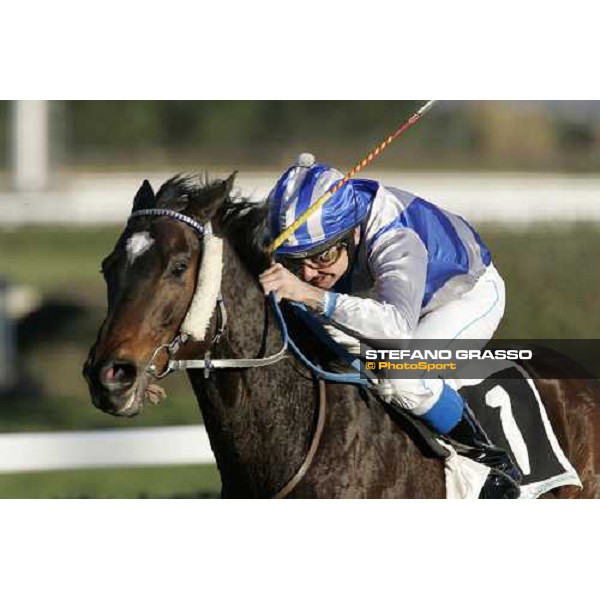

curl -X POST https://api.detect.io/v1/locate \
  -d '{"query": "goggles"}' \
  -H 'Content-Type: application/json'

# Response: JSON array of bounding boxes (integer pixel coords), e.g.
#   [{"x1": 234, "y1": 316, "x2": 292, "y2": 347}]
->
[{"x1": 278, "y1": 242, "x2": 348, "y2": 275}]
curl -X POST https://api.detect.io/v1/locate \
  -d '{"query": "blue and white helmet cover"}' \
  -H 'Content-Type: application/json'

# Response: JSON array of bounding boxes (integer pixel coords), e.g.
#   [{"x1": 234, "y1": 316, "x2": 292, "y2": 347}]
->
[{"x1": 269, "y1": 153, "x2": 379, "y2": 257}]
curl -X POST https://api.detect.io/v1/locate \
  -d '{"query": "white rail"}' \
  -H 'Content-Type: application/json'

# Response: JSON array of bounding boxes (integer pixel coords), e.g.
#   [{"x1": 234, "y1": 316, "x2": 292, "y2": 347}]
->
[
  {"x1": 2, "y1": 172, "x2": 600, "y2": 225},
  {"x1": 0, "y1": 425, "x2": 215, "y2": 473}
]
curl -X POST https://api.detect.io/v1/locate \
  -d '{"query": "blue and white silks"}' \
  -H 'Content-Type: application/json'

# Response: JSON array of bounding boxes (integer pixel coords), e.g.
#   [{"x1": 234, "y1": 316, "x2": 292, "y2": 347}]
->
[
  {"x1": 269, "y1": 159, "x2": 496, "y2": 433},
  {"x1": 269, "y1": 161, "x2": 492, "y2": 327}
]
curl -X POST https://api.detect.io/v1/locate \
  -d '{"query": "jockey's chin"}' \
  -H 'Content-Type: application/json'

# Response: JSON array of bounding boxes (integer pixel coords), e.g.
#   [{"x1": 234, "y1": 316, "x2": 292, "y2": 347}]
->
[{"x1": 308, "y1": 273, "x2": 338, "y2": 290}]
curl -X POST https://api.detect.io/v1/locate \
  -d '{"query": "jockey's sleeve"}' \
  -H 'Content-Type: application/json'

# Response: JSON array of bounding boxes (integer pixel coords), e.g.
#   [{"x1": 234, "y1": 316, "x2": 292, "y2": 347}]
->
[{"x1": 321, "y1": 228, "x2": 427, "y2": 340}]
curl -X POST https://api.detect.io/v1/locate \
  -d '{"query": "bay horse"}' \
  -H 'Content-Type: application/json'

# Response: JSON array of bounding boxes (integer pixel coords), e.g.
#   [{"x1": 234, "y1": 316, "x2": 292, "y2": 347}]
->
[{"x1": 83, "y1": 173, "x2": 600, "y2": 498}]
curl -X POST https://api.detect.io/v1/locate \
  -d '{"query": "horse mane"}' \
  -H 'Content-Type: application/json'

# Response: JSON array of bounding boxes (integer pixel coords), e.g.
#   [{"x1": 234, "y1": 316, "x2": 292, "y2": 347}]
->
[
  {"x1": 154, "y1": 174, "x2": 271, "y2": 275},
  {"x1": 219, "y1": 198, "x2": 271, "y2": 275},
  {"x1": 154, "y1": 173, "x2": 223, "y2": 216}
]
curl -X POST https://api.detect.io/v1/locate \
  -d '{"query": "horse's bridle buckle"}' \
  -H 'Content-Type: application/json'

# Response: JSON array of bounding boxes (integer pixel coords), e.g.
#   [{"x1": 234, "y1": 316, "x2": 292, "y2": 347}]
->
[{"x1": 146, "y1": 334, "x2": 188, "y2": 379}]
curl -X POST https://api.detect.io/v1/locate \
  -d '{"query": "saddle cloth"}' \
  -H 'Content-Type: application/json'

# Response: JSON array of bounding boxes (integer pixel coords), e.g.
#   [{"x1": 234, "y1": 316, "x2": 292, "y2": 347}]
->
[
  {"x1": 363, "y1": 361, "x2": 582, "y2": 498},
  {"x1": 445, "y1": 362, "x2": 582, "y2": 499}
]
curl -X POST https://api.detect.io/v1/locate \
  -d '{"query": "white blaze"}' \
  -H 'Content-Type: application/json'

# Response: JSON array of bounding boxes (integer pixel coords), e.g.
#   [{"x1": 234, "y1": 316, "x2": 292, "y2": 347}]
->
[{"x1": 126, "y1": 232, "x2": 154, "y2": 264}]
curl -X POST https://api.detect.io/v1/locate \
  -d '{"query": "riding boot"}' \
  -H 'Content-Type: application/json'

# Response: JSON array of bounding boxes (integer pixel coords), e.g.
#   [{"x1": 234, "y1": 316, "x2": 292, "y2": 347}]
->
[{"x1": 447, "y1": 403, "x2": 522, "y2": 499}]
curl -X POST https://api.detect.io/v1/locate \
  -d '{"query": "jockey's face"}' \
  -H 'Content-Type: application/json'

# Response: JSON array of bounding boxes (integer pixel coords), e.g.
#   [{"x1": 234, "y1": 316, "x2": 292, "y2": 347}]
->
[
  {"x1": 298, "y1": 245, "x2": 350, "y2": 289},
  {"x1": 284, "y1": 228, "x2": 360, "y2": 290}
]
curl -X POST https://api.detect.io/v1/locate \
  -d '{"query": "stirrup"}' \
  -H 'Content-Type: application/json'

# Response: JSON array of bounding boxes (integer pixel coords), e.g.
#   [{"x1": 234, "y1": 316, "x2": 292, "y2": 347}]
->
[
  {"x1": 480, "y1": 468, "x2": 521, "y2": 500},
  {"x1": 447, "y1": 404, "x2": 523, "y2": 485}
]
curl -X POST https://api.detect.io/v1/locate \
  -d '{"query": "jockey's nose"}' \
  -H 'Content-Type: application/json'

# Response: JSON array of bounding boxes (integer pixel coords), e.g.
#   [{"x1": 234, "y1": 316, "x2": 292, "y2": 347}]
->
[{"x1": 301, "y1": 263, "x2": 320, "y2": 282}]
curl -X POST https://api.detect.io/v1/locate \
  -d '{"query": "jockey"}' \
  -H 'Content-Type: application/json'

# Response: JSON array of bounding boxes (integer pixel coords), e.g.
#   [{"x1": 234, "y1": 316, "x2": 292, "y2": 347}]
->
[{"x1": 259, "y1": 152, "x2": 522, "y2": 499}]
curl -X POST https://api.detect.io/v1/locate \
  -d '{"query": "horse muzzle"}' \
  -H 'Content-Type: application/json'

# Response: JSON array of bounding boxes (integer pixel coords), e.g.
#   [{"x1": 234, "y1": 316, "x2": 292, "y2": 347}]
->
[{"x1": 83, "y1": 355, "x2": 145, "y2": 417}]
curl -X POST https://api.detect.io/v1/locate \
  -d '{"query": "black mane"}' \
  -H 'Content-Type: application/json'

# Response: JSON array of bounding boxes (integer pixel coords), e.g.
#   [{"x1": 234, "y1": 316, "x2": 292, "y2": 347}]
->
[
  {"x1": 154, "y1": 174, "x2": 223, "y2": 216},
  {"x1": 219, "y1": 196, "x2": 271, "y2": 274}
]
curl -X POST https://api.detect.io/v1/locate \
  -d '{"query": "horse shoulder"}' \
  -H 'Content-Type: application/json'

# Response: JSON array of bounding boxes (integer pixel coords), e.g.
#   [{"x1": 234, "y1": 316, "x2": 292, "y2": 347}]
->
[{"x1": 296, "y1": 383, "x2": 446, "y2": 499}]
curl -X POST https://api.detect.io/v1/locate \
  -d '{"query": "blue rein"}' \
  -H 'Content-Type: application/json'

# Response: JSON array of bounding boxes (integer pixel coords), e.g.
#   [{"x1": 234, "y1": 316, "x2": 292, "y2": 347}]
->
[{"x1": 268, "y1": 292, "x2": 370, "y2": 387}]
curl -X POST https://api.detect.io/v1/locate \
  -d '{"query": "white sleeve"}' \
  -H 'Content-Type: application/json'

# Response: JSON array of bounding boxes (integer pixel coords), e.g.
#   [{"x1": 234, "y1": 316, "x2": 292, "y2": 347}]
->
[{"x1": 323, "y1": 228, "x2": 427, "y2": 341}]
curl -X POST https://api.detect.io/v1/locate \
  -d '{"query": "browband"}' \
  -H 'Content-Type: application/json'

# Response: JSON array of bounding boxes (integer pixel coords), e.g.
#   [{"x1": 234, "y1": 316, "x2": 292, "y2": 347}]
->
[{"x1": 129, "y1": 208, "x2": 210, "y2": 238}]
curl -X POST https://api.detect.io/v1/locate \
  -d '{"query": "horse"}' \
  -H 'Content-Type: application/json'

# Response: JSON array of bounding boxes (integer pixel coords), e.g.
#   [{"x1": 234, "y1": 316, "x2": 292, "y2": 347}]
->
[{"x1": 83, "y1": 173, "x2": 600, "y2": 498}]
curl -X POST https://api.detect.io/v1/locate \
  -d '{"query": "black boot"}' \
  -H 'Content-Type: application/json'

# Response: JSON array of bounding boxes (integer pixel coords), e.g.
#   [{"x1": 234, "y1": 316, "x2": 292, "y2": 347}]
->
[{"x1": 447, "y1": 404, "x2": 522, "y2": 499}]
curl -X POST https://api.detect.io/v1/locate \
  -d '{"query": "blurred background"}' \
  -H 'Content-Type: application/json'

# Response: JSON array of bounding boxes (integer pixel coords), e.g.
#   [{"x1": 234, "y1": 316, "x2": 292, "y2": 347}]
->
[{"x1": 0, "y1": 100, "x2": 599, "y2": 498}]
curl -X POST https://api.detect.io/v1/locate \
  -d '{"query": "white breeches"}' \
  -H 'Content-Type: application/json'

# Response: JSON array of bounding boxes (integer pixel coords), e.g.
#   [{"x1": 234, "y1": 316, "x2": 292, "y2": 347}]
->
[{"x1": 390, "y1": 263, "x2": 506, "y2": 415}]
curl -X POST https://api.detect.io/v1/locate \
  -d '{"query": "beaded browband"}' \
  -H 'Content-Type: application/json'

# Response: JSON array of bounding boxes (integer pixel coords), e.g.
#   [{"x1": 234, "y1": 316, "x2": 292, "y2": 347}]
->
[{"x1": 129, "y1": 208, "x2": 210, "y2": 238}]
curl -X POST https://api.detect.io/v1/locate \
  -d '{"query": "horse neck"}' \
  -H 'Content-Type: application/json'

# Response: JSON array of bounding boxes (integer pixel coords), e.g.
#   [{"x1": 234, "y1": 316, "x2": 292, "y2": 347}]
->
[{"x1": 187, "y1": 238, "x2": 317, "y2": 498}]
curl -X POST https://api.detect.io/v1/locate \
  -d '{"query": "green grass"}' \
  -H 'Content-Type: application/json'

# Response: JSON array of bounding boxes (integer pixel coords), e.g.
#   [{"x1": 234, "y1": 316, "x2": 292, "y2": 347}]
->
[
  {"x1": 0, "y1": 465, "x2": 221, "y2": 498},
  {"x1": 0, "y1": 226, "x2": 121, "y2": 296},
  {"x1": 481, "y1": 225, "x2": 600, "y2": 338}
]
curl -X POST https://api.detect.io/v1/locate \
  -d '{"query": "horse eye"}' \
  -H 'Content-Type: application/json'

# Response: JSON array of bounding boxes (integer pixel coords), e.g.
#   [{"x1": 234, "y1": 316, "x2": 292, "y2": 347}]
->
[{"x1": 170, "y1": 262, "x2": 188, "y2": 277}]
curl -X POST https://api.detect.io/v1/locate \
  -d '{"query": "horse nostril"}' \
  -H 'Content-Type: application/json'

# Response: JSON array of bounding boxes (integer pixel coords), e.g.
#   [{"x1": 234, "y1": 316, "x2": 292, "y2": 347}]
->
[{"x1": 99, "y1": 360, "x2": 138, "y2": 391}]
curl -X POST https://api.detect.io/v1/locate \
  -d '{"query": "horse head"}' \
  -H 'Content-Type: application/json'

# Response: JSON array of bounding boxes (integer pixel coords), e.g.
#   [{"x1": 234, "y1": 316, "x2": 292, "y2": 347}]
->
[{"x1": 83, "y1": 172, "x2": 237, "y2": 416}]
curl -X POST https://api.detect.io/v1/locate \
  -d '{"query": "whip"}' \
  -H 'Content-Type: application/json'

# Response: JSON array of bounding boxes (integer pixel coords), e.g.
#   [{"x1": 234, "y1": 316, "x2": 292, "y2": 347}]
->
[{"x1": 269, "y1": 100, "x2": 437, "y2": 254}]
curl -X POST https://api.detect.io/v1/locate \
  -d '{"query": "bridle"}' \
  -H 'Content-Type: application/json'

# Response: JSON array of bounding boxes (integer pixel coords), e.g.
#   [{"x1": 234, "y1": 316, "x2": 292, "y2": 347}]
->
[
  {"x1": 129, "y1": 208, "x2": 289, "y2": 378},
  {"x1": 127, "y1": 207, "x2": 326, "y2": 498}
]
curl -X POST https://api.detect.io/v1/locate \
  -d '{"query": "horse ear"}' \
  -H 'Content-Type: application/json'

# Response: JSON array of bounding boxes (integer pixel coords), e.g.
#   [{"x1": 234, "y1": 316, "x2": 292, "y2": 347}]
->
[
  {"x1": 223, "y1": 171, "x2": 237, "y2": 196},
  {"x1": 132, "y1": 179, "x2": 155, "y2": 212},
  {"x1": 208, "y1": 171, "x2": 237, "y2": 203},
  {"x1": 189, "y1": 171, "x2": 238, "y2": 220}
]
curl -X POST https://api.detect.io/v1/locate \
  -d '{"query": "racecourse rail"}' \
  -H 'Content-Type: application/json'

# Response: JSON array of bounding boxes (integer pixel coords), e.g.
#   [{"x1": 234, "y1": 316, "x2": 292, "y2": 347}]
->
[
  {"x1": 1, "y1": 171, "x2": 600, "y2": 224},
  {"x1": 0, "y1": 426, "x2": 215, "y2": 473}
]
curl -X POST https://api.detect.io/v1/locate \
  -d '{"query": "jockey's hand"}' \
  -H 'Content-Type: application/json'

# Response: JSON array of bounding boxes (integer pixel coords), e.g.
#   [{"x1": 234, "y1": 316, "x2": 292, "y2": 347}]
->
[{"x1": 259, "y1": 263, "x2": 325, "y2": 310}]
